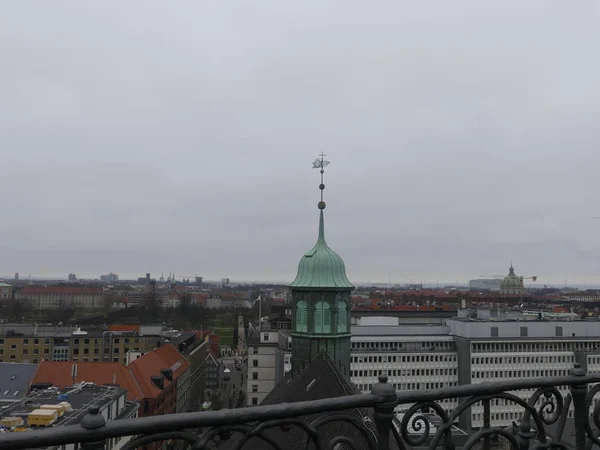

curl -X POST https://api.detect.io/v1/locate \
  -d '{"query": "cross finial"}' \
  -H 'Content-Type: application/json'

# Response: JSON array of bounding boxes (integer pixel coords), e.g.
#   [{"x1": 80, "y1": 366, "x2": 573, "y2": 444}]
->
[{"x1": 312, "y1": 153, "x2": 330, "y2": 209}]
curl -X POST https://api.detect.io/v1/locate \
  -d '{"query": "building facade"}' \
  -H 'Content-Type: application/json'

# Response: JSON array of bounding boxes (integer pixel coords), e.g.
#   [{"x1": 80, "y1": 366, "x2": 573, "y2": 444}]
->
[
  {"x1": 0, "y1": 281, "x2": 12, "y2": 300},
  {"x1": 15, "y1": 286, "x2": 105, "y2": 309}
]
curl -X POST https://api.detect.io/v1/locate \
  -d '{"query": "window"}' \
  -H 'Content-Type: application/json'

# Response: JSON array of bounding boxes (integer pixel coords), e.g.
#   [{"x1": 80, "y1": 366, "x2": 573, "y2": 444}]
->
[
  {"x1": 252, "y1": 384, "x2": 258, "y2": 392},
  {"x1": 295, "y1": 300, "x2": 308, "y2": 332},
  {"x1": 252, "y1": 372, "x2": 258, "y2": 380},
  {"x1": 252, "y1": 397, "x2": 258, "y2": 405},
  {"x1": 263, "y1": 334, "x2": 269, "y2": 341},
  {"x1": 23, "y1": 339, "x2": 29, "y2": 345},
  {"x1": 74, "y1": 339, "x2": 80, "y2": 345},
  {"x1": 253, "y1": 347, "x2": 258, "y2": 354},
  {"x1": 34, "y1": 339, "x2": 39, "y2": 344},
  {"x1": 253, "y1": 360, "x2": 258, "y2": 367},
  {"x1": 22, "y1": 349, "x2": 28, "y2": 355},
  {"x1": 336, "y1": 298, "x2": 348, "y2": 333},
  {"x1": 314, "y1": 300, "x2": 331, "y2": 333},
  {"x1": 491, "y1": 327, "x2": 498, "y2": 337},
  {"x1": 520, "y1": 327, "x2": 528, "y2": 337},
  {"x1": 556, "y1": 326, "x2": 563, "y2": 337},
  {"x1": 10, "y1": 345, "x2": 16, "y2": 349},
  {"x1": 84, "y1": 339, "x2": 90, "y2": 344},
  {"x1": 114, "y1": 338, "x2": 120, "y2": 344}
]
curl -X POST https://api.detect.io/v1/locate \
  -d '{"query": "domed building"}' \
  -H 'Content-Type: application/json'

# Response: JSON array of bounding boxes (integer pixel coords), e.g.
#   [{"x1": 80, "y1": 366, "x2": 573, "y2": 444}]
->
[
  {"x1": 500, "y1": 263, "x2": 524, "y2": 294},
  {"x1": 289, "y1": 156, "x2": 354, "y2": 378}
]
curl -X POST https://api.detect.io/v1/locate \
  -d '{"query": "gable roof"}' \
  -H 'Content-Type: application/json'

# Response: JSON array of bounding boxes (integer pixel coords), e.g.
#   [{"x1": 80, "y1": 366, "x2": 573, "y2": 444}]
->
[
  {"x1": 225, "y1": 352, "x2": 380, "y2": 450},
  {"x1": 29, "y1": 361, "x2": 143, "y2": 401},
  {"x1": 127, "y1": 343, "x2": 190, "y2": 398},
  {"x1": 0, "y1": 362, "x2": 38, "y2": 400}
]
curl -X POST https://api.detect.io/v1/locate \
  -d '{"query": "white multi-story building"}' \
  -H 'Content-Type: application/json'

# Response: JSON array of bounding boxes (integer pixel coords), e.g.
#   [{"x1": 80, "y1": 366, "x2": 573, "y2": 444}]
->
[
  {"x1": 249, "y1": 308, "x2": 600, "y2": 431},
  {"x1": 246, "y1": 312, "x2": 291, "y2": 406},
  {"x1": 350, "y1": 316, "x2": 460, "y2": 417}
]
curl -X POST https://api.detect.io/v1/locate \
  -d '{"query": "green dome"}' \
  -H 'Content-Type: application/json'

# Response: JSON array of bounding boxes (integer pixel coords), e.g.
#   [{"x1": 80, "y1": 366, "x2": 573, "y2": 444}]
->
[
  {"x1": 290, "y1": 210, "x2": 354, "y2": 291},
  {"x1": 501, "y1": 264, "x2": 524, "y2": 292}
]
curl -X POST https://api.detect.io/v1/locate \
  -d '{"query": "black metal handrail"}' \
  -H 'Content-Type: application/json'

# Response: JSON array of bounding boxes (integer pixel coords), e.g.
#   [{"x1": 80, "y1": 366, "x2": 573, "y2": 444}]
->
[{"x1": 1, "y1": 365, "x2": 600, "y2": 450}]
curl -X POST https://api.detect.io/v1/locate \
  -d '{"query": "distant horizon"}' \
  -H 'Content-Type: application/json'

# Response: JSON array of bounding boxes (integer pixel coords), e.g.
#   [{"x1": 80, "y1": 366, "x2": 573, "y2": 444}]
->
[{"x1": 3, "y1": 274, "x2": 600, "y2": 290}]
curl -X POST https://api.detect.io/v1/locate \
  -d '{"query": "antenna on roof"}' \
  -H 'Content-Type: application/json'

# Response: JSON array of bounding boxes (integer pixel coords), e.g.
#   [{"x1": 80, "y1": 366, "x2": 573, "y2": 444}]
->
[{"x1": 71, "y1": 364, "x2": 78, "y2": 383}]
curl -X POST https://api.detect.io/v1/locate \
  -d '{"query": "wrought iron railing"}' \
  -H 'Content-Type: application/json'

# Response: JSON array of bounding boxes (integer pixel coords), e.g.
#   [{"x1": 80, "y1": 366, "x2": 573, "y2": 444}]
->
[{"x1": 2, "y1": 364, "x2": 600, "y2": 450}]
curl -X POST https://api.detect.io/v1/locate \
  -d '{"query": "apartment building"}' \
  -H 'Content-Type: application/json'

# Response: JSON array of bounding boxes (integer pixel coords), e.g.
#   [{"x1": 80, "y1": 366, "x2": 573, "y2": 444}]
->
[
  {"x1": 128, "y1": 343, "x2": 191, "y2": 416},
  {"x1": 15, "y1": 286, "x2": 105, "y2": 309},
  {"x1": 246, "y1": 311, "x2": 291, "y2": 406},
  {"x1": 0, "y1": 324, "x2": 161, "y2": 364}
]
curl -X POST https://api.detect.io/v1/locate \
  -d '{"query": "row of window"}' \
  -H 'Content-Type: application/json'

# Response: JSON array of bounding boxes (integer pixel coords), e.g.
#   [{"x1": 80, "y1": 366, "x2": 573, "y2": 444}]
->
[
  {"x1": 473, "y1": 369, "x2": 572, "y2": 379},
  {"x1": 352, "y1": 368, "x2": 458, "y2": 378},
  {"x1": 472, "y1": 355, "x2": 574, "y2": 365},
  {"x1": 472, "y1": 341, "x2": 600, "y2": 352},
  {"x1": 351, "y1": 341, "x2": 454, "y2": 350},
  {"x1": 352, "y1": 354, "x2": 457, "y2": 364},
  {"x1": 0, "y1": 348, "x2": 49, "y2": 355},
  {"x1": 356, "y1": 381, "x2": 459, "y2": 392},
  {"x1": 0, "y1": 338, "x2": 51, "y2": 345}
]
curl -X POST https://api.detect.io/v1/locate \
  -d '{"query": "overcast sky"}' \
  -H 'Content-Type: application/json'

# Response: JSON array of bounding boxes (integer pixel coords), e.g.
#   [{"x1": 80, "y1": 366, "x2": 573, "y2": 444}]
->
[{"x1": 1, "y1": 1, "x2": 600, "y2": 285}]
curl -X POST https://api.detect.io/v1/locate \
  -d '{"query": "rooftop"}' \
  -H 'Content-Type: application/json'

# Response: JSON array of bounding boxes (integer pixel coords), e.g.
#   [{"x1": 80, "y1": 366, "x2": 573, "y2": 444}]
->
[
  {"x1": 225, "y1": 352, "x2": 382, "y2": 450},
  {"x1": 289, "y1": 210, "x2": 354, "y2": 291},
  {"x1": 0, "y1": 363, "x2": 38, "y2": 402},
  {"x1": 30, "y1": 361, "x2": 144, "y2": 401},
  {"x1": 127, "y1": 343, "x2": 190, "y2": 399},
  {"x1": 0, "y1": 382, "x2": 132, "y2": 433}
]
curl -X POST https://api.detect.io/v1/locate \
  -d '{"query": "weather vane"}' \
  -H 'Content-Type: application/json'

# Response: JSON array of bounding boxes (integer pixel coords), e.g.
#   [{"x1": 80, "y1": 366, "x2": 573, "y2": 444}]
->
[{"x1": 312, "y1": 152, "x2": 330, "y2": 209}]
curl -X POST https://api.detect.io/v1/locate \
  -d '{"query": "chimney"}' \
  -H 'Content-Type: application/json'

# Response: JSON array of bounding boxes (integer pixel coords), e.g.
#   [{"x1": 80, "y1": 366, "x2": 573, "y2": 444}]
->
[
  {"x1": 150, "y1": 375, "x2": 164, "y2": 389},
  {"x1": 160, "y1": 368, "x2": 173, "y2": 381}
]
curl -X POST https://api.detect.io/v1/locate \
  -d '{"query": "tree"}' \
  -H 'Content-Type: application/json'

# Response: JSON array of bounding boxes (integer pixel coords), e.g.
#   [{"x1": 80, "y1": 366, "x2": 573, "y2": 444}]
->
[{"x1": 178, "y1": 292, "x2": 193, "y2": 313}]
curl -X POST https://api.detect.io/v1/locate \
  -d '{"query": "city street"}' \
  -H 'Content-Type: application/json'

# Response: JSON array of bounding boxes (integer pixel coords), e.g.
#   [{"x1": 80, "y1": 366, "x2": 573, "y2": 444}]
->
[{"x1": 216, "y1": 355, "x2": 246, "y2": 409}]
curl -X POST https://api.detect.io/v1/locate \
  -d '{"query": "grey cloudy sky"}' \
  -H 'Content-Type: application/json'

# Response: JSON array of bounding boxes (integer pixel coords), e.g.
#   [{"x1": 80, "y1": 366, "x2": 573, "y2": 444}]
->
[{"x1": 1, "y1": 1, "x2": 600, "y2": 285}]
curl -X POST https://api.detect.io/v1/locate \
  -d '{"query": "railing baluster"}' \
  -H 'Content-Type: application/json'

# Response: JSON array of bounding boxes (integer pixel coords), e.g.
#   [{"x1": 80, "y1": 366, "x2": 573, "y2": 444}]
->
[
  {"x1": 569, "y1": 364, "x2": 588, "y2": 450},
  {"x1": 79, "y1": 407, "x2": 107, "y2": 450},
  {"x1": 483, "y1": 398, "x2": 491, "y2": 450},
  {"x1": 371, "y1": 374, "x2": 397, "y2": 450}
]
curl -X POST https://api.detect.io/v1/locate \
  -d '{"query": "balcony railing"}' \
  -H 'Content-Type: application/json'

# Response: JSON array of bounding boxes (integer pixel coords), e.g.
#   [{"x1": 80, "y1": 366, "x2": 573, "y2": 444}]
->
[{"x1": 2, "y1": 364, "x2": 600, "y2": 450}]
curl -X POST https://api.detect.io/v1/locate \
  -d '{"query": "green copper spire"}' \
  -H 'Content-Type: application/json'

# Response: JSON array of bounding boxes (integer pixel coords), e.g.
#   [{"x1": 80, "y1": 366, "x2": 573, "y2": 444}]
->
[{"x1": 290, "y1": 153, "x2": 354, "y2": 291}]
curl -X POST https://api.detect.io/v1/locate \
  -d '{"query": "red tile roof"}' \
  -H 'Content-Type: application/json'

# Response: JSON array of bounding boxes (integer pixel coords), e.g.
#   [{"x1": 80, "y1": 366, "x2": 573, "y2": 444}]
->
[
  {"x1": 127, "y1": 344, "x2": 190, "y2": 399},
  {"x1": 30, "y1": 361, "x2": 144, "y2": 401},
  {"x1": 20, "y1": 287, "x2": 104, "y2": 294}
]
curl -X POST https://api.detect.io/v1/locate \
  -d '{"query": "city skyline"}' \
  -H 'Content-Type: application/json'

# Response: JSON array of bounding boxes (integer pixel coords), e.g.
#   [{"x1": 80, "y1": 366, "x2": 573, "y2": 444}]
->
[{"x1": 2, "y1": 2, "x2": 600, "y2": 284}]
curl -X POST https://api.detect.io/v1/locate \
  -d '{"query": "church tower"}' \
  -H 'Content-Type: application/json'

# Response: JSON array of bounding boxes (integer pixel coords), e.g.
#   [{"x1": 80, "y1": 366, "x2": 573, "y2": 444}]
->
[{"x1": 289, "y1": 154, "x2": 354, "y2": 377}]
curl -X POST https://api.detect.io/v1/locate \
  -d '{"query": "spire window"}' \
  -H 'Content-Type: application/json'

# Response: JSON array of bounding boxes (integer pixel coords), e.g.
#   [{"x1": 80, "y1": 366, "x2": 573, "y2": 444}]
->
[
  {"x1": 295, "y1": 300, "x2": 308, "y2": 332},
  {"x1": 314, "y1": 301, "x2": 331, "y2": 333},
  {"x1": 336, "y1": 299, "x2": 348, "y2": 333}
]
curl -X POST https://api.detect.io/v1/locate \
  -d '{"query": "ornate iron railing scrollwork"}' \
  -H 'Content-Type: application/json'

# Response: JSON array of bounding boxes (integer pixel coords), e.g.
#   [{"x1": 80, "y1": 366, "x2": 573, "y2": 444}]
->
[{"x1": 2, "y1": 368, "x2": 600, "y2": 450}]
